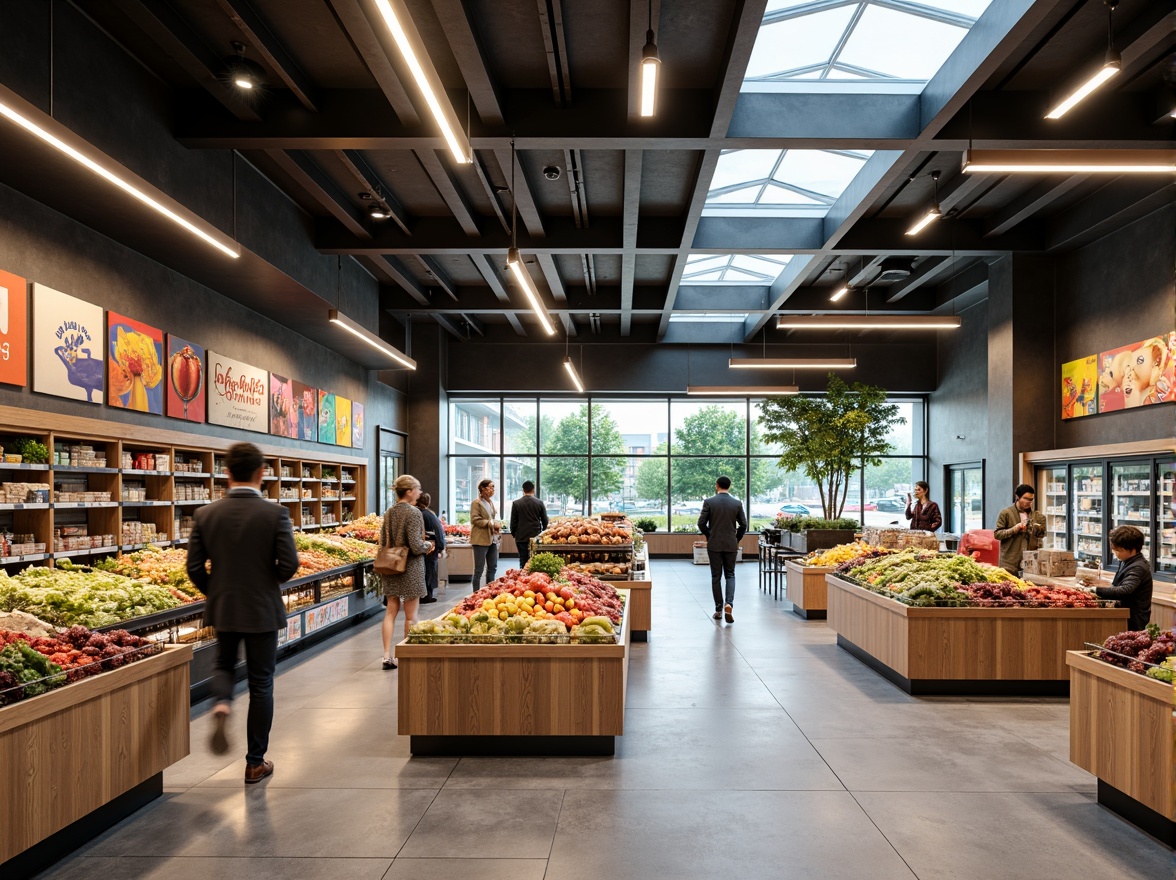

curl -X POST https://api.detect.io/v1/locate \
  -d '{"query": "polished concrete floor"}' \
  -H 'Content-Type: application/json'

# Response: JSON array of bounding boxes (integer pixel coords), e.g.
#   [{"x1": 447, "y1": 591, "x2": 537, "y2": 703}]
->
[{"x1": 37, "y1": 561, "x2": 1174, "y2": 879}]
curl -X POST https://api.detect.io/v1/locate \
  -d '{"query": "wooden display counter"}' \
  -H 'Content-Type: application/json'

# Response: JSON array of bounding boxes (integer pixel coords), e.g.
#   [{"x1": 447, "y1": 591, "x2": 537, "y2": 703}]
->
[
  {"x1": 445, "y1": 542, "x2": 474, "y2": 581},
  {"x1": 0, "y1": 645, "x2": 192, "y2": 879},
  {"x1": 1067, "y1": 651, "x2": 1174, "y2": 846},
  {"x1": 1153, "y1": 592, "x2": 1176, "y2": 632},
  {"x1": 395, "y1": 590, "x2": 630, "y2": 756},
  {"x1": 786, "y1": 561, "x2": 831, "y2": 619},
  {"x1": 826, "y1": 575, "x2": 1128, "y2": 695}
]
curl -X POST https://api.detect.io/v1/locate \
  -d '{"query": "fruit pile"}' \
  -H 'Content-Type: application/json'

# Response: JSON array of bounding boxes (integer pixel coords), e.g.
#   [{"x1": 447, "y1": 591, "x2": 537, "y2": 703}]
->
[
  {"x1": 564, "y1": 561, "x2": 630, "y2": 578},
  {"x1": 1096, "y1": 623, "x2": 1175, "y2": 676},
  {"x1": 94, "y1": 547, "x2": 200, "y2": 599},
  {"x1": 536, "y1": 518, "x2": 631, "y2": 546},
  {"x1": 0, "y1": 624, "x2": 156, "y2": 704},
  {"x1": 805, "y1": 542, "x2": 890, "y2": 567},
  {"x1": 294, "y1": 533, "x2": 375, "y2": 565},
  {"x1": 444, "y1": 523, "x2": 471, "y2": 543},
  {"x1": 0, "y1": 567, "x2": 183, "y2": 627},
  {"x1": 333, "y1": 513, "x2": 383, "y2": 543}
]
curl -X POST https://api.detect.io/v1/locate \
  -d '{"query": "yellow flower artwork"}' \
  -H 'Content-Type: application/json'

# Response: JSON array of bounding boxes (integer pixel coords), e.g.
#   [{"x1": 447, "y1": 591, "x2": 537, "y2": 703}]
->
[{"x1": 108, "y1": 315, "x2": 164, "y2": 414}]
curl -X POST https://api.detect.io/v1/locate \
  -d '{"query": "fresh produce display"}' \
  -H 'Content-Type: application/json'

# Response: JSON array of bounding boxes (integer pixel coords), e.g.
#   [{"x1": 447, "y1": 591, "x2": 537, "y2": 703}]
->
[
  {"x1": 94, "y1": 547, "x2": 200, "y2": 599},
  {"x1": 294, "y1": 532, "x2": 375, "y2": 565},
  {"x1": 564, "y1": 561, "x2": 630, "y2": 578},
  {"x1": 0, "y1": 567, "x2": 183, "y2": 627},
  {"x1": 444, "y1": 523, "x2": 471, "y2": 542},
  {"x1": 804, "y1": 542, "x2": 890, "y2": 567},
  {"x1": 535, "y1": 517, "x2": 631, "y2": 545},
  {"x1": 1095, "y1": 623, "x2": 1176, "y2": 675},
  {"x1": 525, "y1": 552, "x2": 566, "y2": 578},
  {"x1": 1146, "y1": 656, "x2": 1175, "y2": 683},
  {"x1": 333, "y1": 513, "x2": 382, "y2": 543},
  {"x1": 0, "y1": 624, "x2": 156, "y2": 704}
]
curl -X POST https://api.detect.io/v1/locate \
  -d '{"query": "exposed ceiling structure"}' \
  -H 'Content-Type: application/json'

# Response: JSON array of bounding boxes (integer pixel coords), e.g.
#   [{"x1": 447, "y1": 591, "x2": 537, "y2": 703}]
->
[{"x1": 35, "y1": 0, "x2": 1176, "y2": 348}]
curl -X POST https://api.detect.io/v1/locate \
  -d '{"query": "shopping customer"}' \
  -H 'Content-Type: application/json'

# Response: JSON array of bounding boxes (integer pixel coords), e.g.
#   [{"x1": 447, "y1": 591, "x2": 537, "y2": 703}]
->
[
  {"x1": 415, "y1": 492, "x2": 446, "y2": 604},
  {"x1": 994, "y1": 483, "x2": 1046, "y2": 574},
  {"x1": 698, "y1": 475, "x2": 748, "y2": 623},
  {"x1": 186, "y1": 442, "x2": 300, "y2": 784},
  {"x1": 904, "y1": 481, "x2": 942, "y2": 532},
  {"x1": 509, "y1": 480, "x2": 549, "y2": 570},
  {"x1": 379, "y1": 475, "x2": 434, "y2": 670},
  {"x1": 1095, "y1": 525, "x2": 1153, "y2": 631},
  {"x1": 470, "y1": 478, "x2": 501, "y2": 589}
]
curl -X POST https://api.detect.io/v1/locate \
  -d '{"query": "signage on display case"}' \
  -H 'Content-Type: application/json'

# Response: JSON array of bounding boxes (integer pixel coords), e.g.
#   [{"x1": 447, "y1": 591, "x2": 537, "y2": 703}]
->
[
  {"x1": 277, "y1": 614, "x2": 303, "y2": 647},
  {"x1": 206, "y1": 350, "x2": 268, "y2": 433},
  {"x1": 304, "y1": 597, "x2": 349, "y2": 635}
]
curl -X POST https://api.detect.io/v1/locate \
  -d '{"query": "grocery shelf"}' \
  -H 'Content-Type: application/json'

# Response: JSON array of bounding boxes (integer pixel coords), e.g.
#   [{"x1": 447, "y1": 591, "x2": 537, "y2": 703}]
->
[
  {"x1": 55, "y1": 465, "x2": 118, "y2": 474},
  {"x1": 0, "y1": 552, "x2": 50, "y2": 564},
  {"x1": 0, "y1": 462, "x2": 50, "y2": 470},
  {"x1": 0, "y1": 502, "x2": 50, "y2": 510},
  {"x1": 173, "y1": 538, "x2": 190, "y2": 545},
  {"x1": 280, "y1": 477, "x2": 300, "y2": 482},
  {"x1": 121, "y1": 468, "x2": 171, "y2": 476},
  {"x1": 174, "y1": 472, "x2": 211, "y2": 479},
  {"x1": 54, "y1": 545, "x2": 119, "y2": 558},
  {"x1": 52, "y1": 501, "x2": 119, "y2": 508},
  {"x1": 173, "y1": 500, "x2": 210, "y2": 506},
  {"x1": 121, "y1": 500, "x2": 172, "y2": 507}
]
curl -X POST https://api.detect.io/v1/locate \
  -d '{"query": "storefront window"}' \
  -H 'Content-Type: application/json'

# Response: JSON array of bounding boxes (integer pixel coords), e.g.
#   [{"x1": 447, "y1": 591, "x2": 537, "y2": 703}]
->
[
  {"x1": 749, "y1": 457, "x2": 800, "y2": 529},
  {"x1": 539, "y1": 400, "x2": 587, "y2": 455},
  {"x1": 671, "y1": 458, "x2": 746, "y2": 533},
  {"x1": 591, "y1": 400, "x2": 668, "y2": 456},
  {"x1": 451, "y1": 400, "x2": 502, "y2": 455},
  {"x1": 539, "y1": 456, "x2": 587, "y2": 517},
  {"x1": 863, "y1": 458, "x2": 925, "y2": 528},
  {"x1": 671, "y1": 400, "x2": 747, "y2": 455},
  {"x1": 449, "y1": 456, "x2": 500, "y2": 523},
  {"x1": 503, "y1": 399, "x2": 537, "y2": 455},
  {"x1": 501, "y1": 456, "x2": 536, "y2": 530}
]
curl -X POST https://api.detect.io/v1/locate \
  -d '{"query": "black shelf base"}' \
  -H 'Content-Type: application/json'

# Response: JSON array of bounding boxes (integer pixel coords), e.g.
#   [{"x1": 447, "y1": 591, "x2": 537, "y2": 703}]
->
[
  {"x1": 1097, "y1": 780, "x2": 1176, "y2": 847},
  {"x1": 836, "y1": 634, "x2": 1070, "y2": 696},
  {"x1": 631, "y1": 630, "x2": 648, "y2": 642},
  {"x1": 411, "y1": 735, "x2": 615, "y2": 757},
  {"x1": 0, "y1": 773, "x2": 162, "y2": 880},
  {"x1": 791, "y1": 606, "x2": 827, "y2": 620}
]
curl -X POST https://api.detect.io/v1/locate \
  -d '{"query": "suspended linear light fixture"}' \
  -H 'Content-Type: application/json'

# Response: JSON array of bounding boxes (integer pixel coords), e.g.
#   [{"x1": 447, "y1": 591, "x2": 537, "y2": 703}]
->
[
  {"x1": 905, "y1": 171, "x2": 941, "y2": 236},
  {"x1": 0, "y1": 87, "x2": 239, "y2": 258},
  {"x1": 563, "y1": 357, "x2": 585, "y2": 393},
  {"x1": 729, "y1": 358, "x2": 856, "y2": 370},
  {"x1": 1045, "y1": 0, "x2": 1120, "y2": 119},
  {"x1": 777, "y1": 315, "x2": 961, "y2": 330},
  {"x1": 505, "y1": 137, "x2": 557, "y2": 335},
  {"x1": 687, "y1": 386, "x2": 799, "y2": 396},
  {"x1": 639, "y1": 0, "x2": 660, "y2": 117},
  {"x1": 372, "y1": 0, "x2": 470, "y2": 164},
  {"x1": 830, "y1": 286, "x2": 849, "y2": 302},
  {"x1": 328, "y1": 309, "x2": 416, "y2": 370},
  {"x1": 962, "y1": 149, "x2": 1176, "y2": 174}
]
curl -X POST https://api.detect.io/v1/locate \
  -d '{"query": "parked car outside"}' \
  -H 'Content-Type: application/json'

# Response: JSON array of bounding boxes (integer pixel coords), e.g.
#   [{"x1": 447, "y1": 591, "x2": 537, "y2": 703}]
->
[
  {"x1": 875, "y1": 496, "x2": 907, "y2": 513},
  {"x1": 777, "y1": 503, "x2": 812, "y2": 519}
]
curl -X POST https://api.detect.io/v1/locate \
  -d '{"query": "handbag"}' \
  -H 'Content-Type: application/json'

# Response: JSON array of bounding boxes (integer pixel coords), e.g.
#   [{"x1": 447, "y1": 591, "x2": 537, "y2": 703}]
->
[{"x1": 374, "y1": 545, "x2": 408, "y2": 575}]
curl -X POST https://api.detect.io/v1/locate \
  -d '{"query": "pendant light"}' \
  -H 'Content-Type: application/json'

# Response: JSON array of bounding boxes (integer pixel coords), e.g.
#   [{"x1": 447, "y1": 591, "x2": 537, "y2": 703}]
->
[
  {"x1": 962, "y1": 149, "x2": 1176, "y2": 174},
  {"x1": 729, "y1": 358, "x2": 856, "y2": 370},
  {"x1": 564, "y1": 338, "x2": 585, "y2": 393},
  {"x1": 505, "y1": 137, "x2": 556, "y2": 335},
  {"x1": 905, "y1": 171, "x2": 941, "y2": 236},
  {"x1": 1045, "y1": 0, "x2": 1120, "y2": 120},
  {"x1": 639, "y1": 0, "x2": 660, "y2": 117},
  {"x1": 776, "y1": 315, "x2": 962, "y2": 330}
]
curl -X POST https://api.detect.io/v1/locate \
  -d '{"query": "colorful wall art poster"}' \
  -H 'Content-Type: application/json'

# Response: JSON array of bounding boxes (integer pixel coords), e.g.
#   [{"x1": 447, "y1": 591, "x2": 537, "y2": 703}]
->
[
  {"x1": 351, "y1": 402, "x2": 364, "y2": 449},
  {"x1": 207, "y1": 350, "x2": 268, "y2": 433},
  {"x1": 1097, "y1": 343, "x2": 1137, "y2": 413},
  {"x1": 1112, "y1": 333, "x2": 1176, "y2": 409},
  {"x1": 335, "y1": 397, "x2": 352, "y2": 448},
  {"x1": 32, "y1": 284, "x2": 105, "y2": 404},
  {"x1": 1060, "y1": 355, "x2": 1097, "y2": 420},
  {"x1": 166, "y1": 335, "x2": 205, "y2": 422},
  {"x1": 107, "y1": 312, "x2": 164, "y2": 414},
  {"x1": 0, "y1": 268, "x2": 28, "y2": 387},
  {"x1": 270, "y1": 373, "x2": 297, "y2": 438},
  {"x1": 292, "y1": 381, "x2": 317, "y2": 441},
  {"x1": 318, "y1": 391, "x2": 336, "y2": 444}
]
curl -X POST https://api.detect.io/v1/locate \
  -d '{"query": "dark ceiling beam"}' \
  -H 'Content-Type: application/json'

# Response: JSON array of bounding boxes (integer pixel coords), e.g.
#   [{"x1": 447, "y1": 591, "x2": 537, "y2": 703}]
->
[
  {"x1": 324, "y1": 0, "x2": 420, "y2": 124},
  {"x1": 428, "y1": 0, "x2": 504, "y2": 125},
  {"x1": 414, "y1": 149, "x2": 481, "y2": 236},
  {"x1": 215, "y1": 0, "x2": 318, "y2": 111},
  {"x1": 263, "y1": 150, "x2": 371, "y2": 238},
  {"x1": 375, "y1": 255, "x2": 430, "y2": 305},
  {"x1": 536, "y1": 0, "x2": 572, "y2": 107},
  {"x1": 886, "y1": 256, "x2": 956, "y2": 302},
  {"x1": 694, "y1": 216, "x2": 826, "y2": 251},
  {"x1": 938, "y1": 171, "x2": 1002, "y2": 214},
  {"x1": 728, "y1": 92, "x2": 920, "y2": 141},
  {"x1": 931, "y1": 258, "x2": 989, "y2": 307},
  {"x1": 471, "y1": 152, "x2": 511, "y2": 233},
  {"x1": 983, "y1": 175, "x2": 1090, "y2": 237},
  {"x1": 381, "y1": 285, "x2": 667, "y2": 313},
  {"x1": 494, "y1": 148, "x2": 545, "y2": 238},
  {"x1": 1046, "y1": 179, "x2": 1176, "y2": 251},
  {"x1": 415, "y1": 256, "x2": 458, "y2": 301},
  {"x1": 742, "y1": 255, "x2": 813, "y2": 340},
  {"x1": 620, "y1": 150, "x2": 642, "y2": 336},
  {"x1": 470, "y1": 252, "x2": 528, "y2": 336},
  {"x1": 847, "y1": 257, "x2": 885, "y2": 288},
  {"x1": 776, "y1": 287, "x2": 937, "y2": 313},
  {"x1": 114, "y1": 0, "x2": 260, "y2": 121},
  {"x1": 836, "y1": 218, "x2": 1042, "y2": 254},
  {"x1": 333, "y1": 149, "x2": 412, "y2": 234},
  {"x1": 433, "y1": 313, "x2": 470, "y2": 340}
]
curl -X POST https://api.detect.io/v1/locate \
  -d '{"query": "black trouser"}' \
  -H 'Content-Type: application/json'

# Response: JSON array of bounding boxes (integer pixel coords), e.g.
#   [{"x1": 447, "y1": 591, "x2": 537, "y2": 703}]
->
[
  {"x1": 517, "y1": 535, "x2": 534, "y2": 570},
  {"x1": 423, "y1": 553, "x2": 438, "y2": 597},
  {"x1": 212, "y1": 630, "x2": 278, "y2": 766},
  {"x1": 708, "y1": 550, "x2": 737, "y2": 609}
]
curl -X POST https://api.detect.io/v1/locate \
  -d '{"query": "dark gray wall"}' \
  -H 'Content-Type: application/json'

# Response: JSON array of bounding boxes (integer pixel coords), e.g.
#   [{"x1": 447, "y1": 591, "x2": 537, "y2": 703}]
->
[
  {"x1": 0, "y1": 182, "x2": 404, "y2": 504},
  {"x1": 929, "y1": 298, "x2": 988, "y2": 513},
  {"x1": 403, "y1": 323, "x2": 449, "y2": 512}
]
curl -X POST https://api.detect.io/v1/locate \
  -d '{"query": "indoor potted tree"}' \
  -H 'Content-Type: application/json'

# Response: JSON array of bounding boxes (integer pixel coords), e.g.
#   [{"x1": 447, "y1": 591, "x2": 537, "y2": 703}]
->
[{"x1": 758, "y1": 374, "x2": 903, "y2": 553}]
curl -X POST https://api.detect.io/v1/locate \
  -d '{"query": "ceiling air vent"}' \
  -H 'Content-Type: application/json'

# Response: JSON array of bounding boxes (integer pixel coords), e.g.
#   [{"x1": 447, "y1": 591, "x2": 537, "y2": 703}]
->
[{"x1": 876, "y1": 257, "x2": 915, "y2": 283}]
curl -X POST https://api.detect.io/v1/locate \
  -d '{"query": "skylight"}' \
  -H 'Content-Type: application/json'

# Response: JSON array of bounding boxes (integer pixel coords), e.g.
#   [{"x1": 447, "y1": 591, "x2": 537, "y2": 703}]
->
[
  {"x1": 745, "y1": 0, "x2": 993, "y2": 86},
  {"x1": 669, "y1": 312, "x2": 751, "y2": 323},
  {"x1": 704, "y1": 150, "x2": 871, "y2": 217},
  {"x1": 681, "y1": 254, "x2": 792, "y2": 285}
]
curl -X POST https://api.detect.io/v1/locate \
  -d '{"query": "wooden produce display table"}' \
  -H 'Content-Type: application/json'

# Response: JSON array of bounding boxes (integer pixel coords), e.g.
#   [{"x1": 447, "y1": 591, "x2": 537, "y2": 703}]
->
[
  {"x1": 786, "y1": 561, "x2": 832, "y2": 619},
  {"x1": 445, "y1": 542, "x2": 474, "y2": 581},
  {"x1": 1153, "y1": 592, "x2": 1176, "y2": 632},
  {"x1": 826, "y1": 575, "x2": 1129, "y2": 695},
  {"x1": 0, "y1": 645, "x2": 192, "y2": 879},
  {"x1": 1067, "y1": 651, "x2": 1174, "y2": 846},
  {"x1": 396, "y1": 590, "x2": 630, "y2": 756}
]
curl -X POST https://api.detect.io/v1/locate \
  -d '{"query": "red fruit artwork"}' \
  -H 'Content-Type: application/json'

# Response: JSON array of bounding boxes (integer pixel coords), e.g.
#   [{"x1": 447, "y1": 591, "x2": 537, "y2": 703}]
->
[{"x1": 165, "y1": 335, "x2": 206, "y2": 422}]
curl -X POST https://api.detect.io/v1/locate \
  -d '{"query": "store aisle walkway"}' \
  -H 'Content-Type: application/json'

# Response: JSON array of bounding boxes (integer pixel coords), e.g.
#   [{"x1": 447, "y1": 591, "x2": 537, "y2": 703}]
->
[{"x1": 36, "y1": 561, "x2": 1173, "y2": 880}]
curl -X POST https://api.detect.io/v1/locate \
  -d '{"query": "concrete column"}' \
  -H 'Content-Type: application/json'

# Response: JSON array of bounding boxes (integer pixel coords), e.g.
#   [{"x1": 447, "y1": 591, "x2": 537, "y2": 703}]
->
[{"x1": 404, "y1": 323, "x2": 449, "y2": 516}]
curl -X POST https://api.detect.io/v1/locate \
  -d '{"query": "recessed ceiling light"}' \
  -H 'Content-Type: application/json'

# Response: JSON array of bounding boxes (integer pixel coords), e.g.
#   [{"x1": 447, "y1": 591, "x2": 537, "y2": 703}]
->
[
  {"x1": 729, "y1": 358, "x2": 856, "y2": 369},
  {"x1": 776, "y1": 315, "x2": 961, "y2": 330}
]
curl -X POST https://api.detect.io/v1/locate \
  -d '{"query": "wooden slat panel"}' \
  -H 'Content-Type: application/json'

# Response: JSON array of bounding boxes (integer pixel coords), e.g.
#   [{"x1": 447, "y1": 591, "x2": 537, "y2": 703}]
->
[
  {"x1": 626, "y1": 579, "x2": 652, "y2": 631},
  {"x1": 787, "y1": 562, "x2": 831, "y2": 613},
  {"x1": 827, "y1": 575, "x2": 910, "y2": 675},
  {"x1": 1068, "y1": 651, "x2": 1174, "y2": 818},
  {"x1": 1153, "y1": 593, "x2": 1176, "y2": 632}
]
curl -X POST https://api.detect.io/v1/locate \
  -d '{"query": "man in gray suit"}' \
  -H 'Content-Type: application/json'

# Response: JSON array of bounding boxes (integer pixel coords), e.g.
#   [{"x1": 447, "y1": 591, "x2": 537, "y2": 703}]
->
[
  {"x1": 698, "y1": 475, "x2": 748, "y2": 623},
  {"x1": 187, "y1": 442, "x2": 300, "y2": 784}
]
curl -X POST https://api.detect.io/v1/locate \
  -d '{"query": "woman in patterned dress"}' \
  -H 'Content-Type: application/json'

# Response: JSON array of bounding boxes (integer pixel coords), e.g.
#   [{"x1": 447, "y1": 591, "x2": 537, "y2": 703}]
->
[{"x1": 379, "y1": 474, "x2": 433, "y2": 669}]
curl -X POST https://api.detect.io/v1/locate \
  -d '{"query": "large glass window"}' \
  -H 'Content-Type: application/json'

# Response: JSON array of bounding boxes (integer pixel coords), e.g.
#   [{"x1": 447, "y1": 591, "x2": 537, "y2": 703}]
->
[
  {"x1": 948, "y1": 463, "x2": 984, "y2": 534},
  {"x1": 671, "y1": 401, "x2": 747, "y2": 455},
  {"x1": 451, "y1": 400, "x2": 501, "y2": 455},
  {"x1": 450, "y1": 456, "x2": 500, "y2": 523},
  {"x1": 503, "y1": 399, "x2": 537, "y2": 455}
]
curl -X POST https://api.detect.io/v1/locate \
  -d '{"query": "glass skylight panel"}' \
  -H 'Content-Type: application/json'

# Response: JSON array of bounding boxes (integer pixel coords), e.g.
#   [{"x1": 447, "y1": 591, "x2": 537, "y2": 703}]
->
[
  {"x1": 837, "y1": 7, "x2": 968, "y2": 80},
  {"x1": 682, "y1": 254, "x2": 791, "y2": 285},
  {"x1": 709, "y1": 150, "x2": 779, "y2": 191},
  {"x1": 744, "y1": 7, "x2": 857, "y2": 79},
  {"x1": 772, "y1": 150, "x2": 866, "y2": 199},
  {"x1": 705, "y1": 149, "x2": 871, "y2": 216}
]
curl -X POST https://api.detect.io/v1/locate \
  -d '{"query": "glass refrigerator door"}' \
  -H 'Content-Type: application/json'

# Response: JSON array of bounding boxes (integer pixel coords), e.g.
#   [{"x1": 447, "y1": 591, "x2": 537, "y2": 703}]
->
[
  {"x1": 1071, "y1": 464, "x2": 1104, "y2": 567},
  {"x1": 1157, "y1": 461, "x2": 1176, "y2": 577},
  {"x1": 1037, "y1": 465, "x2": 1068, "y2": 551},
  {"x1": 1110, "y1": 461, "x2": 1152, "y2": 565}
]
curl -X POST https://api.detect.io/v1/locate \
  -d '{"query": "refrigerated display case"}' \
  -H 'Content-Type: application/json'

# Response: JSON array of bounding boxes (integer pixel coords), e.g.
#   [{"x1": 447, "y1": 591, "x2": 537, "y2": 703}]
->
[
  {"x1": 1071, "y1": 464, "x2": 1104, "y2": 567},
  {"x1": 1111, "y1": 461, "x2": 1152, "y2": 561},
  {"x1": 1158, "y1": 462, "x2": 1176, "y2": 577},
  {"x1": 1038, "y1": 465, "x2": 1067, "y2": 551}
]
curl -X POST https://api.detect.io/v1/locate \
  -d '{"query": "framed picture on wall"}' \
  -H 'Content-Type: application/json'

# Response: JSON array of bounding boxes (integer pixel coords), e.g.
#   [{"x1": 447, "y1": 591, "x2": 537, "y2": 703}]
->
[
  {"x1": 336, "y1": 397, "x2": 352, "y2": 448},
  {"x1": 293, "y1": 381, "x2": 316, "y2": 441},
  {"x1": 165, "y1": 335, "x2": 205, "y2": 422},
  {"x1": 352, "y1": 402, "x2": 364, "y2": 449},
  {"x1": 318, "y1": 391, "x2": 336, "y2": 444},
  {"x1": 32, "y1": 283, "x2": 105, "y2": 404},
  {"x1": 1060, "y1": 355, "x2": 1097, "y2": 420},
  {"x1": 107, "y1": 312, "x2": 164, "y2": 414},
  {"x1": 0, "y1": 268, "x2": 28, "y2": 388},
  {"x1": 270, "y1": 373, "x2": 297, "y2": 438},
  {"x1": 206, "y1": 350, "x2": 268, "y2": 433}
]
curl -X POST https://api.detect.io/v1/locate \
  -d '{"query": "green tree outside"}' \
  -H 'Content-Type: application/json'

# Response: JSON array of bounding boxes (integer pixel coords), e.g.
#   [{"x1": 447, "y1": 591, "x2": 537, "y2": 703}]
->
[{"x1": 542, "y1": 405, "x2": 624, "y2": 512}]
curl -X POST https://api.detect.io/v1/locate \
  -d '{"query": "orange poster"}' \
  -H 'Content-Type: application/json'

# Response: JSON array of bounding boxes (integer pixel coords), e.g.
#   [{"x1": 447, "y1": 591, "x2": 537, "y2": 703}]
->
[{"x1": 0, "y1": 269, "x2": 28, "y2": 387}]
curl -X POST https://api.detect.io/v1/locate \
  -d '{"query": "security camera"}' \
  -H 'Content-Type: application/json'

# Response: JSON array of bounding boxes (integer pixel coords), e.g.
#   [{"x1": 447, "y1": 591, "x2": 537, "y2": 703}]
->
[{"x1": 543, "y1": 165, "x2": 562, "y2": 181}]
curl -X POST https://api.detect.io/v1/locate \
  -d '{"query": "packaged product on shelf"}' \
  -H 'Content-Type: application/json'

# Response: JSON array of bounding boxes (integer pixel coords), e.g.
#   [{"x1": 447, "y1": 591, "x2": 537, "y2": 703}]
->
[{"x1": 1, "y1": 482, "x2": 49, "y2": 503}]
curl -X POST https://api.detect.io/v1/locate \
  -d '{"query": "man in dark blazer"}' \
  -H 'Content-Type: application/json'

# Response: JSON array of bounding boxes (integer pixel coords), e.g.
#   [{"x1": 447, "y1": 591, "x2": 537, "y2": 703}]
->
[
  {"x1": 187, "y1": 442, "x2": 299, "y2": 784},
  {"x1": 509, "y1": 480, "x2": 549, "y2": 570},
  {"x1": 698, "y1": 475, "x2": 748, "y2": 623}
]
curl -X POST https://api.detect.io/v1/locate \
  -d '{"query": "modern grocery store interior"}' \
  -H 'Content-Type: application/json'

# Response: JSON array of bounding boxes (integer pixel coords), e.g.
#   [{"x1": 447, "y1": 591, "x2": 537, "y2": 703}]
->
[{"x1": 0, "y1": 0, "x2": 1173, "y2": 877}]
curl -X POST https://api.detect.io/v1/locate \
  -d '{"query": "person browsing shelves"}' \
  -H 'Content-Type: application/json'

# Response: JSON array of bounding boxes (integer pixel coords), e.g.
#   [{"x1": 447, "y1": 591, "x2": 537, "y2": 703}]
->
[
  {"x1": 1095, "y1": 525, "x2": 1152, "y2": 631},
  {"x1": 994, "y1": 483, "x2": 1046, "y2": 574}
]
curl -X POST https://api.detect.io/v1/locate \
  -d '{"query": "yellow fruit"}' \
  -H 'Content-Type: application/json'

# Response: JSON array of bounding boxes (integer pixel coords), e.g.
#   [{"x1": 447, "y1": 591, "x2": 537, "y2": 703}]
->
[
  {"x1": 499, "y1": 610, "x2": 509, "y2": 620},
  {"x1": 524, "y1": 590, "x2": 535, "y2": 599},
  {"x1": 565, "y1": 598, "x2": 576, "y2": 610}
]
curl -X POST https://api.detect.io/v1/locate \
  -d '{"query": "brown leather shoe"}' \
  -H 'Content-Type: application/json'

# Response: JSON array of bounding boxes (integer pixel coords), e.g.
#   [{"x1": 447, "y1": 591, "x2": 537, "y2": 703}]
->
[{"x1": 244, "y1": 760, "x2": 274, "y2": 784}]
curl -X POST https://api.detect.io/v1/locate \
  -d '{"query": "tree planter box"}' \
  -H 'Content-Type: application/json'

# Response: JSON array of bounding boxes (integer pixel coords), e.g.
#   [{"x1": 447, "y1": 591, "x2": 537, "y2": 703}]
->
[
  {"x1": 825, "y1": 574, "x2": 1128, "y2": 695},
  {"x1": 1067, "y1": 651, "x2": 1174, "y2": 846},
  {"x1": 786, "y1": 561, "x2": 831, "y2": 619},
  {"x1": 789, "y1": 529, "x2": 855, "y2": 553}
]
